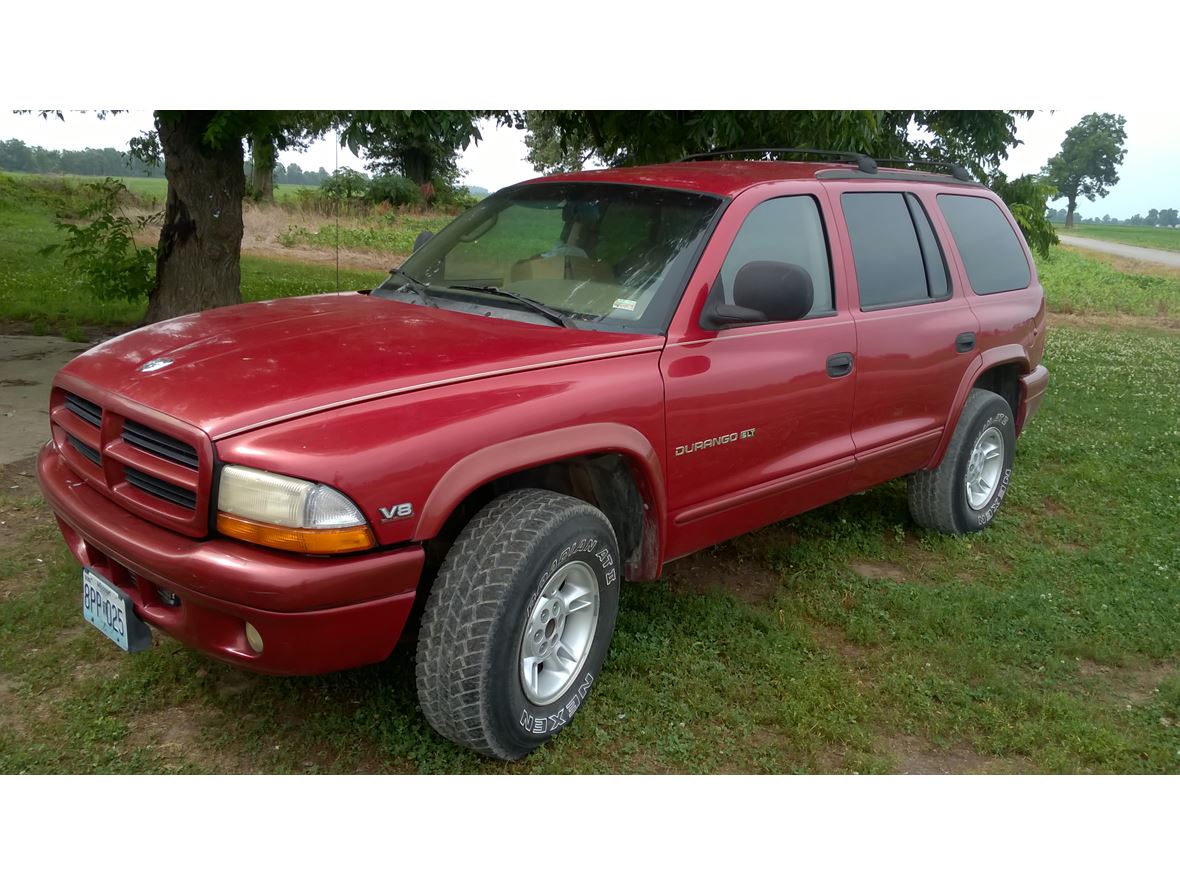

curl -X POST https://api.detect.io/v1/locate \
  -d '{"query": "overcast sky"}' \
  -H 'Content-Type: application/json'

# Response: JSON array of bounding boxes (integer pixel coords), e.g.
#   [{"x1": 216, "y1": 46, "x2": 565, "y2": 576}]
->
[{"x1": 2, "y1": 110, "x2": 1176, "y2": 218}]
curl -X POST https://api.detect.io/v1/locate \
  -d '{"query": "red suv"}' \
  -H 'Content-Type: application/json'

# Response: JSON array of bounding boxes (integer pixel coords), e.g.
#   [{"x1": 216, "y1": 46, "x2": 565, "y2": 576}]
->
[{"x1": 39, "y1": 150, "x2": 1049, "y2": 759}]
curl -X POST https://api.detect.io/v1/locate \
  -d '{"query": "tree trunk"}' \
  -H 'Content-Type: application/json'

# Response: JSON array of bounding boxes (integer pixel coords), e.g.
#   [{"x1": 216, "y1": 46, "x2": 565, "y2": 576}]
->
[
  {"x1": 402, "y1": 148, "x2": 431, "y2": 185},
  {"x1": 1065, "y1": 196, "x2": 1077, "y2": 229},
  {"x1": 250, "y1": 136, "x2": 276, "y2": 203},
  {"x1": 144, "y1": 112, "x2": 245, "y2": 325}
]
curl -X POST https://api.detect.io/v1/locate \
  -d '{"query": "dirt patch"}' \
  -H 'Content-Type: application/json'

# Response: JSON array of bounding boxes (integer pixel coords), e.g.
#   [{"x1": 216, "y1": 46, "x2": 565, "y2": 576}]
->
[
  {"x1": 0, "y1": 675, "x2": 30, "y2": 741},
  {"x1": 1079, "y1": 659, "x2": 1175, "y2": 706},
  {"x1": 805, "y1": 619, "x2": 871, "y2": 663},
  {"x1": 849, "y1": 560, "x2": 908, "y2": 582},
  {"x1": 1048, "y1": 310, "x2": 1180, "y2": 335},
  {"x1": 1042, "y1": 497, "x2": 1069, "y2": 517},
  {"x1": 126, "y1": 704, "x2": 254, "y2": 773},
  {"x1": 883, "y1": 734, "x2": 1035, "y2": 774},
  {"x1": 0, "y1": 455, "x2": 42, "y2": 499},
  {"x1": 663, "y1": 543, "x2": 782, "y2": 604}
]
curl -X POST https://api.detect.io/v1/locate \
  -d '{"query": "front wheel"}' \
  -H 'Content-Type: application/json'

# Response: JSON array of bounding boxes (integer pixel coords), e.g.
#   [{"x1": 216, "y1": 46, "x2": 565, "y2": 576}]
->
[
  {"x1": 415, "y1": 489, "x2": 621, "y2": 760},
  {"x1": 907, "y1": 388, "x2": 1016, "y2": 534}
]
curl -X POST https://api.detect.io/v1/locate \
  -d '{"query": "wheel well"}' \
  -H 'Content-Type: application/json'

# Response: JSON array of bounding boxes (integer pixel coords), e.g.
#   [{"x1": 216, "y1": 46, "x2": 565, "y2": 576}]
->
[
  {"x1": 973, "y1": 362, "x2": 1021, "y2": 416},
  {"x1": 423, "y1": 454, "x2": 649, "y2": 584}
]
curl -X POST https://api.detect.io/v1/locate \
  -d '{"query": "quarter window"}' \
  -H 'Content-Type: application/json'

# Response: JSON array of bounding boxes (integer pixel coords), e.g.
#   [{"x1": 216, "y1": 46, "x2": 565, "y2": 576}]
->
[
  {"x1": 841, "y1": 192, "x2": 951, "y2": 309},
  {"x1": 937, "y1": 194, "x2": 1031, "y2": 295},
  {"x1": 718, "y1": 196, "x2": 834, "y2": 317}
]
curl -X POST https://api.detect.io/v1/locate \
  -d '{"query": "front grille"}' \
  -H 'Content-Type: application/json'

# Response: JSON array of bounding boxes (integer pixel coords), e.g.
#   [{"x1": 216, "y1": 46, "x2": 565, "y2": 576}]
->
[
  {"x1": 67, "y1": 434, "x2": 102, "y2": 466},
  {"x1": 52, "y1": 385, "x2": 209, "y2": 536},
  {"x1": 124, "y1": 466, "x2": 197, "y2": 510},
  {"x1": 123, "y1": 420, "x2": 199, "y2": 469},
  {"x1": 65, "y1": 392, "x2": 102, "y2": 428}
]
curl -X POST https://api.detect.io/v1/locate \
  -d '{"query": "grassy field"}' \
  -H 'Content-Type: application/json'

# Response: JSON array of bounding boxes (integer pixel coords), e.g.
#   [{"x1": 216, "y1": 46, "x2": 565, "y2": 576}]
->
[
  {"x1": 1, "y1": 170, "x2": 316, "y2": 205},
  {"x1": 0, "y1": 173, "x2": 385, "y2": 336},
  {"x1": 1055, "y1": 222, "x2": 1180, "y2": 252},
  {"x1": 2, "y1": 176, "x2": 1180, "y2": 773}
]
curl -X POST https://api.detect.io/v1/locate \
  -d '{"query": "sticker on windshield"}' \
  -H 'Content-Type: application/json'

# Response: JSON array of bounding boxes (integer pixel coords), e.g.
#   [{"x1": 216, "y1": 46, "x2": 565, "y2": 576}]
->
[{"x1": 612, "y1": 298, "x2": 637, "y2": 312}]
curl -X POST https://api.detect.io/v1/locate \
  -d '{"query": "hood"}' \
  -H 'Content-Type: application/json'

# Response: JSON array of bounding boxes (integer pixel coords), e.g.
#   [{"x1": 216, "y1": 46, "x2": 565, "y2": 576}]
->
[{"x1": 60, "y1": 293, "x2": 662, "y2": 439}]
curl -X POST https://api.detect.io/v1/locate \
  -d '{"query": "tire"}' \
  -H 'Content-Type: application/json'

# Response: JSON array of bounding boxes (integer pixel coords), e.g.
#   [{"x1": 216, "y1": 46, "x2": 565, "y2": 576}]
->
[
  {"x1": 908, "y1": 388, "x2": 1016, "y2": 535},
  {"x1": 415, "y1": 489, "x2": 621, "y2": 760}
]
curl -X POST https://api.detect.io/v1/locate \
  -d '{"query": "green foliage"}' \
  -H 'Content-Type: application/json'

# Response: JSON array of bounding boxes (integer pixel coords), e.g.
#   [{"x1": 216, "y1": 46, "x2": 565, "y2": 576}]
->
[
  {"x1": 1042, "y1": 113, "x2": 1128, "y2": 223},
  {"x1": 989, "y1": 172, "x2": 1059, "y2": 259},
  {"x1": 340, "y1": 110, "x2": 483, "y2": 188},
  {"x1": 523, "y1": 111, "x2": 1031, "y2": 178},
  {"x1": 39, "y1": 178, "x2": 158, "y2": 302},
  {"x1": 318, "y1": 167, "x2": 368, "y2": 201},
  {"x1": 366, "y1": 173, "x2": 422, "y2": 208}
]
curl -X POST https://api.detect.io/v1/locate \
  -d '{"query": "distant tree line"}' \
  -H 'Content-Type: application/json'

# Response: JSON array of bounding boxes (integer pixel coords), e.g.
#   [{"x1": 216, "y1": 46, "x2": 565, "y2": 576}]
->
[
  {"x1": 0, "y1": 138, "x2": 163, "y2": 177},
  {"x1": 0, "y1": 137, "x2": 335, "y2": 185},
  {"x1": 1046, "y1": 206, "x2": 1180, "y2": 227},
  {"x1": 243, "y1": 159, "x2": 331, "y2": 186}
]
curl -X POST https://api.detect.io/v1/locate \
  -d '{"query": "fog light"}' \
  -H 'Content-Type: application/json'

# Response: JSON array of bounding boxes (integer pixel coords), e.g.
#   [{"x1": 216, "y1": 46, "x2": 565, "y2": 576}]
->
[{"x1": 245, "y1": 622, "x2": 264, "y2": 654}]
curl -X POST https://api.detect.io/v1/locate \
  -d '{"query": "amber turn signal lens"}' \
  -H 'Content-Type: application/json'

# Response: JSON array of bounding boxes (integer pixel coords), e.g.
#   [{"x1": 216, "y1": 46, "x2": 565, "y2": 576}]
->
[{"x1": 217, "y1": 512, "x2": 375, "y2": 554}]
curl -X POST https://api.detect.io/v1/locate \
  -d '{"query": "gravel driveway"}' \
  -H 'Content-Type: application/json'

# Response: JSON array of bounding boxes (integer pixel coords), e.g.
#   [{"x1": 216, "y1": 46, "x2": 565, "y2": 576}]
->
[
  {"x1": 0, "y1": 336, "x2": 91, "y2": 465},
  {"x1": 1058, "y1": 235, "x2": 1180, "y2": 269}
]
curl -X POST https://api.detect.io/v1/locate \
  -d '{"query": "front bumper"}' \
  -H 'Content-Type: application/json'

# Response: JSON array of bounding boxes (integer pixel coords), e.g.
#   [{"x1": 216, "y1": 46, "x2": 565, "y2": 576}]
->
[
  {"x1": 37, "y1": 442, "x2": 424, "y2": 675},
  {"x1": 1017, "y1": 364, "x2": 1050, "y2": 434}
]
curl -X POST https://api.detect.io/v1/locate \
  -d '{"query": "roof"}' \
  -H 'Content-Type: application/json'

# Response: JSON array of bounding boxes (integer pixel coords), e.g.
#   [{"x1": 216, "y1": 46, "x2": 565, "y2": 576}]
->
[{"x1": 526, "y1": 160, "x2": 978, "y2": 198}]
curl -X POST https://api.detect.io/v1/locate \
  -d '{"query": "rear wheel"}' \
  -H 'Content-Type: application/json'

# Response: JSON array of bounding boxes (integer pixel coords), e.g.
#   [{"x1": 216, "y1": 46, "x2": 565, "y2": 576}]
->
[
  {"x1": 415, "y1": 489, "x2": 621, "y2": 760},
  {"x1": 908, "y1": 388, "x2": 1016, "y2": 534}
]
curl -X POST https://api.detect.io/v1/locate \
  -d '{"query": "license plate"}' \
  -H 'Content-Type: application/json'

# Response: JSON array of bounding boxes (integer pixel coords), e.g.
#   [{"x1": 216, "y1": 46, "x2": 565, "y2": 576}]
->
[{"x1": 82, "y1": 569, "x2": 151, "y2": 653}]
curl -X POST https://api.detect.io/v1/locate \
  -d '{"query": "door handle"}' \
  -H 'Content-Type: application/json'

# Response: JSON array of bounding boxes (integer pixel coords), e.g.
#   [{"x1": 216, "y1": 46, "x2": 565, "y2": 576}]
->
[
  {"x1": 955, "y1": 332, "x2": 976, "y2": 353},
  {"x1": 826, "y1": 352, "x2": 854, "y2": 378}
]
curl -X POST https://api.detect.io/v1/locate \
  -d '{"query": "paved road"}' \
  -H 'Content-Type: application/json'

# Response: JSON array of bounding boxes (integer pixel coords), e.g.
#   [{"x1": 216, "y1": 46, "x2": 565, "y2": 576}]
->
[
  {"x1": 1, "y1": 336, "x2": 91, "y2": 465},
  {"x1": 1058, "y1": 234, "x2": 1180, "y2": 269}
]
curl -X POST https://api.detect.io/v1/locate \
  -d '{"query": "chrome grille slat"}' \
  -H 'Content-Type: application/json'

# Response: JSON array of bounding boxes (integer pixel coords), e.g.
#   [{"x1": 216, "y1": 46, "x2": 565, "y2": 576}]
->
[
  {"x1": 122, "y1": 420, "x2": 199, "y2": 469},
  {"x1": 124, "y1": 466, "x2": 197, "y2": 510}
]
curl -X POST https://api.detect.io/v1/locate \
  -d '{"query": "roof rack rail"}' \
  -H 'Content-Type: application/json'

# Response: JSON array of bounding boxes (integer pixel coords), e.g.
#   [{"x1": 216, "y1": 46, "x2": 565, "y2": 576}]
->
[
  {"x1": 875, "y1": 157, "x2": 974, "y2": 182},
  {"x1": 679, "y1": 147, "x2": 878, "y2": 174}
]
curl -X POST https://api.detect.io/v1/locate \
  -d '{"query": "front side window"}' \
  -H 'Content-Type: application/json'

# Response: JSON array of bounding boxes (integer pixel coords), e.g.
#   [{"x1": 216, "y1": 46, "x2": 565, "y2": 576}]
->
[
  {"x1": 937, "y1": 194, "x2": 1031, "y2": 295},
  {"x1": 716, "y1": 195, "x2": 834, "y2": 318},
  {"x1": 842, "y1": 192, "x2": 951, "y2": 309},
  {"x1": 382, "y1": 182, "x2": 724, "y2": 333}
]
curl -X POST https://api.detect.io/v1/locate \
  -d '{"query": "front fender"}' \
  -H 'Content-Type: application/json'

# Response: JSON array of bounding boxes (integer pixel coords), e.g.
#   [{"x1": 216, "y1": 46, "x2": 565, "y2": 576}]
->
[{"x1": 415, "y1": 422, "x2": 667, "y2": 578}]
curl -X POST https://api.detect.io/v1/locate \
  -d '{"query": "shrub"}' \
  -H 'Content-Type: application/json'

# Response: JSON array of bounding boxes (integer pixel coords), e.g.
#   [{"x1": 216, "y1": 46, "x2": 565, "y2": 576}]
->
[
  {"x1": 40, "y1": 178, "x2": 158, "y2": 302},
  {"x1": 366, "y1": 173, "x2": 421, "y2": 208}
]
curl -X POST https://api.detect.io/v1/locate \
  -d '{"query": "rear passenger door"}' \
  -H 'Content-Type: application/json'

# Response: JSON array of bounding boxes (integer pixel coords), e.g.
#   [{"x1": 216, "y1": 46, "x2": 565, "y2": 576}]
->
[{"x1": 827, "y1": 187, "x2": 981, "y2": 489}]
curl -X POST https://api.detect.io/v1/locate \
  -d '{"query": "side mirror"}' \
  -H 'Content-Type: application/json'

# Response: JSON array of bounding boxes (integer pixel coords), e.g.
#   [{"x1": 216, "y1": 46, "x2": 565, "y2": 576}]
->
[
  {"x1": 413, "y1": 230, "x2": 434, "y2": 252},
  {"x1": 732, "y1": 260, "x2": 814, "y2": 322},
  {"x1": 700, "y1": 301, "x2": 768, "y2": 328}
]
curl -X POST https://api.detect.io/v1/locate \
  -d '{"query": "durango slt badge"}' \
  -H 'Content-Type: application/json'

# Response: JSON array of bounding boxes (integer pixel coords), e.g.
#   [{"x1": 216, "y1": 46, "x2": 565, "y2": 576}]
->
[{"x1": 675, "y1": 428, "x2": 756, "y2": 456}]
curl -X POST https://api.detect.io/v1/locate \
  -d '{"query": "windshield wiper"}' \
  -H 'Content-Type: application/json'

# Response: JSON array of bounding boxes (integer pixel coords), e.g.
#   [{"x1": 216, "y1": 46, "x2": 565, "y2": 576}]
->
[
  {"x1": 447, "y1": 285, "x2": 577, "y2": 329},
  {"x1": 387, "y1": 268, "x2": 429, "y2": 296}
]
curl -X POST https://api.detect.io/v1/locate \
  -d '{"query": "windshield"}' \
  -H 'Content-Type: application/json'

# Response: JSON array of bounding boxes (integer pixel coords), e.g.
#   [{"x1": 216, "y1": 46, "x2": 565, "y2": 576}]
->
[{"x1": 380, "y1": 182, "x2": 724, "y2": 333}]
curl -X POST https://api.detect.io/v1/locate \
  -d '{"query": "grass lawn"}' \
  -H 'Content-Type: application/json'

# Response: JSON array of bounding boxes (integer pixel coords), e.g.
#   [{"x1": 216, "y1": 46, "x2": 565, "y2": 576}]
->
[
  {"x1": 1054, "y1": 222, "x2": 1180, "y2": 253},
  {"x1": 2, "y1": 176, "x2": 1180, "y2": 773}
]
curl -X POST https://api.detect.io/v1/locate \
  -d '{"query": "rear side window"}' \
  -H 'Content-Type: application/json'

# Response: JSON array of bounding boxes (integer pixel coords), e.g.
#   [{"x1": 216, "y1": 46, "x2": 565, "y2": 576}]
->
[
  {"x1": 937, "y1": 194, "x2": 1031, "y2": 295},
  {"x1": 718, "y1": 195, "x2": 834, "y2": 317},
  {"x1": 842, "y1": 192, "x2": 950, "y2": 309}
]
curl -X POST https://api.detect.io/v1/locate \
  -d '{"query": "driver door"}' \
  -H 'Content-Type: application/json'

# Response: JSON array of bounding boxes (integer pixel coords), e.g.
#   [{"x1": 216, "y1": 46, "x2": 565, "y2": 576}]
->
[{"x1": 661, "y1": 186, "x2": 858, "y2": 561}]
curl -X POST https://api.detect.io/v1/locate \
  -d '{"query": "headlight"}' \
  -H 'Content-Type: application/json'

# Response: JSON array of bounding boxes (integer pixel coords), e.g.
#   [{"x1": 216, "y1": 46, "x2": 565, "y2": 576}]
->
[{"x1": 216, "y1": 465, "x2": 375, "y2": 554}]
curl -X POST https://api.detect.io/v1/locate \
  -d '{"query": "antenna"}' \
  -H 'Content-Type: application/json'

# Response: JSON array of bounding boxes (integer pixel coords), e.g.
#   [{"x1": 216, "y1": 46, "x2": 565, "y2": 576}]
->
[{"x1": 334, "y1": 127, "x2": 340, "y2": 291}]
